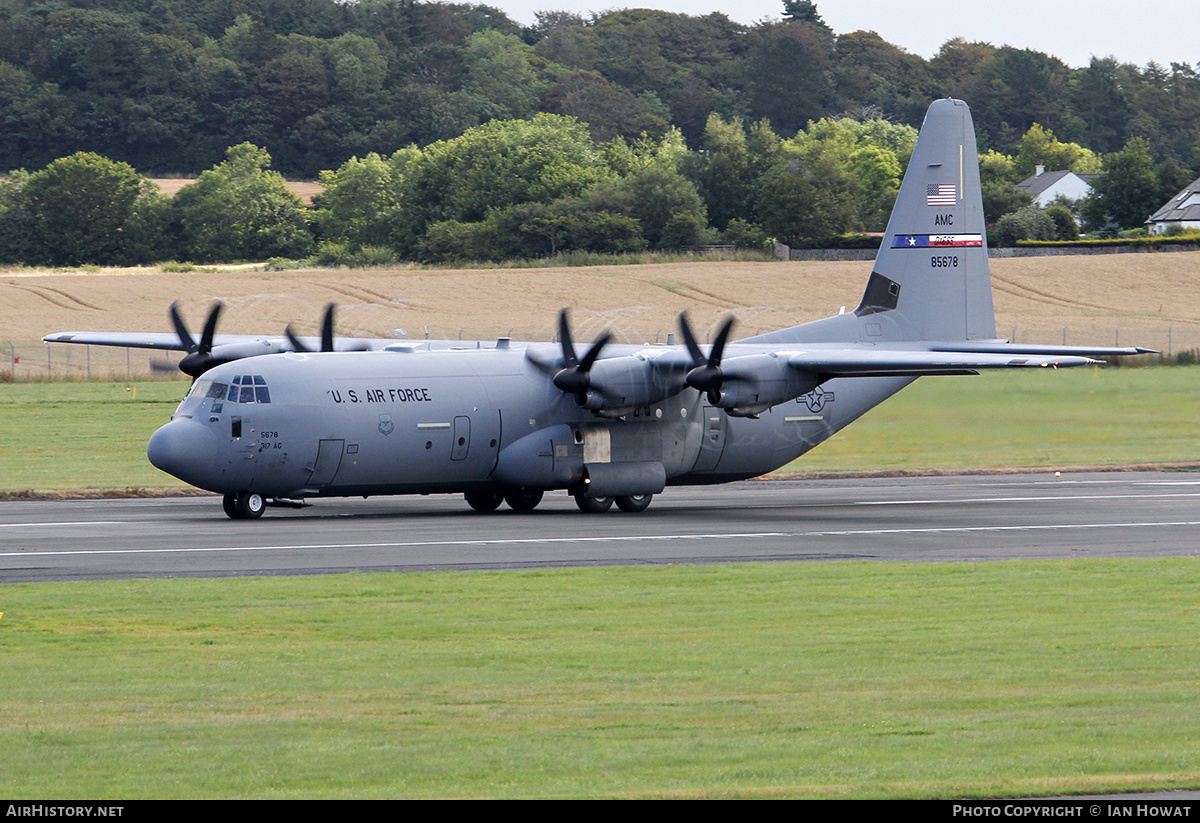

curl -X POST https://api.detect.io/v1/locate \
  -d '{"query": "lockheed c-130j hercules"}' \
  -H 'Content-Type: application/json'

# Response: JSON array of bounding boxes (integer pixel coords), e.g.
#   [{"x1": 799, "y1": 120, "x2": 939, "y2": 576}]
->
[{"x1": 45, "y1": 99, "x2": 1152, "y2": 519}]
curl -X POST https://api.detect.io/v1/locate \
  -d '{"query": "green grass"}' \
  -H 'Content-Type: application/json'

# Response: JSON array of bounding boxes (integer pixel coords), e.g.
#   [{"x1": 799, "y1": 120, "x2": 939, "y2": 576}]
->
[
  {"x1": 788, "y1": 365, "x2": 1200, "y2": 474},
  {"x1": 2, "y1": 367, "x2": 1198, "y2": 492},
  {"x1": 0, "y1": 380, "x2": 190, "y2": 492},
  {"x1": 3, "y1": 561, "x2": 1200, "y2": 798}
]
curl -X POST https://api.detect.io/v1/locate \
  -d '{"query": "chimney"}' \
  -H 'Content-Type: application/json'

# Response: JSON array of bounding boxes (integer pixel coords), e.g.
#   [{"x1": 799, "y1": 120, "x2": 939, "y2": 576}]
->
[{"x1": 1035, "y1": 163, "x2": 1045, "y2": 177}]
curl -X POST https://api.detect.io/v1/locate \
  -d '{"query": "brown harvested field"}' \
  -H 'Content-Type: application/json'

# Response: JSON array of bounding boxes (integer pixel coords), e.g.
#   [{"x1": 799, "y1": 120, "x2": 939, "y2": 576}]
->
[
  {"x1": 4, "y1": 253, "x2": 1199, "y2": 378},
  {"x1": 151, "y1": 178, "x2": 323, "y2": 203}
]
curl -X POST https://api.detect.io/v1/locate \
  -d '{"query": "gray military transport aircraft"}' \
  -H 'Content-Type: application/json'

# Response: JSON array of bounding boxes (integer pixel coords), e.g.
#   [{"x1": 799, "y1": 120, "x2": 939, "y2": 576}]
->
[{"x1": 45, "y1": 99, "x2": 1151, "y2": 519}]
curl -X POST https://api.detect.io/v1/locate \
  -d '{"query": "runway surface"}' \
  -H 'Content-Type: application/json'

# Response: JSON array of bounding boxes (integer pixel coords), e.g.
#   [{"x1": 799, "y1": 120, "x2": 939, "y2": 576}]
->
[{"x1": 3, "y1": 471, "x2": 1200, "y2": 582}]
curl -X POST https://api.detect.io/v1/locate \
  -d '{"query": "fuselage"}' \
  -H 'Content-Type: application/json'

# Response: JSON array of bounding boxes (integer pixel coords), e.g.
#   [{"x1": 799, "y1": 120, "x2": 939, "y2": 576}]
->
[{"x1": 148, "y1": 343, "x2": 912, "y2": 500}]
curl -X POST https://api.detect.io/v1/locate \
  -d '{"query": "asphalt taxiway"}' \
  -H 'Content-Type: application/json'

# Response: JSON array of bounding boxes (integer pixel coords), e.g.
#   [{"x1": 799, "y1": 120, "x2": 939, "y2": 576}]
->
[{"x1": 3, "y1": 471, "x2": 1200, "y2": 582}]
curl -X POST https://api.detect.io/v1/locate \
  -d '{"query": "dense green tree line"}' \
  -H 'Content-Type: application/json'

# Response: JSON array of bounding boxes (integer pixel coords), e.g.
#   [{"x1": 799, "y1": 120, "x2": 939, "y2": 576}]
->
[
  {"x1": 0, "y1": 112, "x2": 919, "y2": 264},
  {"x1": 1, "y1": 109, "x2": 1188, "y2": 265},
  {"x1": 3, "y1": 0, "x2": 1198, "y2": 263},
  {"x1": 4, "y1": 0, "x2": 1200, "y2": 177}
]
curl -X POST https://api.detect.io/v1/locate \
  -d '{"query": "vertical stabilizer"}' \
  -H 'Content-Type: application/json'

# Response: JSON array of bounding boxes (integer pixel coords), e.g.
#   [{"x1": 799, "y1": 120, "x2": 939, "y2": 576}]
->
[{"x1": 856, "y1": 98, "x2": 995, "y2": 342}]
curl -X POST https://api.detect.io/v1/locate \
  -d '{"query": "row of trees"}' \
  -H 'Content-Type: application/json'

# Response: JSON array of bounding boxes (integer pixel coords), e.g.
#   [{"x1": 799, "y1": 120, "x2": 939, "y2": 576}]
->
[
  {"x1": 0, "y1": 143, "x2": 312, "y2": 266},
  {"x1": 0, "y1": 111, "x2": 918, "y2": 265},
  {"x1": 0, "y1": 109, "x2": 1183, "y2": 266},
  {"x1": 4, "y1": 1, "x2": 1200, "y2": 178}
]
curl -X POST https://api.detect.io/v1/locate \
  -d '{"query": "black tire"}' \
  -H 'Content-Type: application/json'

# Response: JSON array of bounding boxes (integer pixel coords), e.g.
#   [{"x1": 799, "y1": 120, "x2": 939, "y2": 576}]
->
[
  {"x1": 465, "y1": 489, "x2": 504, "y2": 512},
  {"x1": 235, "y1": 490, "x2": 266, "y2": 519},
  {"x1": 222, "y1": 493, "x2": 240, "y2": 519},
  {"x1": 615, "y1": 494, "x2": 653, "y2": 513},
  {"x1": 575, "y1": 495, "x2": 613, "y2": 513},
  {"x1": 504, "y1": 488, "x2": 544, "y2": 511}
]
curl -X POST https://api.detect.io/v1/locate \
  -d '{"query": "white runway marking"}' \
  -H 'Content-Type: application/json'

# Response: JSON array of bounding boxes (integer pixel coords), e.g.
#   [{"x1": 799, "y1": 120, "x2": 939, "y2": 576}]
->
[
  {"x1": 855, "y1": 493, "x2": 1200, "y2": 506},
  {"x1": 4, "y1": 522, "x2": 1200, "y2": 559},
  {"x1": 0, "y1": 521, "x2": 123, "y2": 528}
]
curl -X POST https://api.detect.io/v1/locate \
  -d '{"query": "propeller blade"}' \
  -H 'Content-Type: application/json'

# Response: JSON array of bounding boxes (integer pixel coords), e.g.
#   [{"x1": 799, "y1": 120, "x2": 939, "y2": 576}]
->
[
  {"x1": 678, "y1": 311, "x2": 705, "y2": 365},
  {"x1": 557, "y1": 309, "x2": 578, "y2": 368},
  {"x1": 198, "y1": 302, "x2": 222, "y2": 354},
  {"x1": 709, "y1": 316, "x2": 735, "y2": 366},
  {"x1": 579, "y1": 331, "x2": 612, "y2": 372},
  {"x1": 284, "y1": 324, "x2": 309, "y2": 353},
  {"x1": 168, "y1": 302, "x2": 196, "y2": 352},
  {"x1": 320, "y1": 303, "x2": 335, "y2": 352}
]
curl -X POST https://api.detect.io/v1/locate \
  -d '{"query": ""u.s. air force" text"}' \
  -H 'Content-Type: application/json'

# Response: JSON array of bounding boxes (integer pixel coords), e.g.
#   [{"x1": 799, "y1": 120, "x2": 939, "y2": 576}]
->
[{"x1": 327, "y1": 387, "x2": 432, "y2": 404}]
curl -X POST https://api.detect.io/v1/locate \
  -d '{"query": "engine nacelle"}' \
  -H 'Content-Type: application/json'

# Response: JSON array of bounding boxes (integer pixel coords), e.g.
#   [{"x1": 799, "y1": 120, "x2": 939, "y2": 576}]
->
[
  {"x1": 716, "y1": 353, "x2": 822, "y2": 417},
  {"x1": 585, "y1": 351, "x2": 688, "y2": 412}
]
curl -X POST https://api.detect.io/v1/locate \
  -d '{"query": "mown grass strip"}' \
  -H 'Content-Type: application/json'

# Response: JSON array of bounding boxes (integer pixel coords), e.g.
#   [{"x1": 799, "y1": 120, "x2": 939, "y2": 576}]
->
[
  {"x1": 787, "y1": 365, "x2": 1200, "y2": 474},
  {"x1": 2, "y1": 560, "x2": 1200, "y2": 798}
]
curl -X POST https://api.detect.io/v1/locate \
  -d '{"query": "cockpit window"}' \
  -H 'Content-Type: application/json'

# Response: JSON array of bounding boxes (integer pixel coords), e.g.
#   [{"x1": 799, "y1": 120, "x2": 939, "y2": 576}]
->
[
  {"x1": 206, "y1": 382, "x2": 228, "y2": 399},
  {"x1": 219, "y1": 375, "x2": 271, "y2": 404}
]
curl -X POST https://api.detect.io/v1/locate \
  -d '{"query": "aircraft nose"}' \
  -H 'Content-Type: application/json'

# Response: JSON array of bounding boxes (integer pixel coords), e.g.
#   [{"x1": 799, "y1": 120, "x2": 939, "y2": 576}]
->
[{"x1": 148, "y1": 419, "x2": 221, "y2": 489}]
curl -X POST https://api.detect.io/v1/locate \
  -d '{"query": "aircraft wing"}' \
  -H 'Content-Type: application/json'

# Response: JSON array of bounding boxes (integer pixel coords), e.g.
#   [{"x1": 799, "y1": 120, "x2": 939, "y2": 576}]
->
[
  {"x1": 42, "y1": 332, "x2": 262, "y2": 351},
  {"x1": 783, "y1": 348, "x2": 1102, "y2": 378},
  {"x1": 41, "y1": 331, "x2": 402, "y2": 351},
  {"x1": 929, "y1": 342, "x2": 1157, "y2": 357}
]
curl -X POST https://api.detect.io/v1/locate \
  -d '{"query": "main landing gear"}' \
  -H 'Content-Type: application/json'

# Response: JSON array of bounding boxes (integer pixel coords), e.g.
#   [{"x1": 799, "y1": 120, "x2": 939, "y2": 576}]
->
[
  {"x1": 464, "y1": 488, "x2": 545, "y2": 512},
  {"x1": 573, "y1": 494, "x2": 654, "y2": 513},
  {"x1": 463, "y1": 490, "x2": 653, "y2": 513}
]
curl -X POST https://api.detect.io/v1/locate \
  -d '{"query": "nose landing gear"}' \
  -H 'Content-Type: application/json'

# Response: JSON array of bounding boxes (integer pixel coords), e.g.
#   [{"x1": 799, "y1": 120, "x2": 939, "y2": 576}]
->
[{"x1": 223, "y1": 491, "x2": 265, "y2": 519}]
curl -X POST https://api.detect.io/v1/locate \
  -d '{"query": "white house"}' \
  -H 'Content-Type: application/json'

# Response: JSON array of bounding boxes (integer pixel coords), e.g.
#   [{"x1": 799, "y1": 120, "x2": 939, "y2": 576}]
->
[
  {"x1": 1146, "y1": 176, "x2": 1200, "y2": 234},
  {"x1": 1016, "y1": 164, "x2": 1101, "y2": 207}
]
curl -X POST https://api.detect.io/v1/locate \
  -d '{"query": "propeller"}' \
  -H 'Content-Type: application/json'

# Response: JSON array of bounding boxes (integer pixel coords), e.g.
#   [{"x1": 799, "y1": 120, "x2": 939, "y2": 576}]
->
[
  {"x1": 678, "y1": 311, "x2": 735, "y2": 405},
  {"x1": 285, "y1": 303, "x2": 337, "y2": 353},
  {"x1": 284, "y1": 303, "x2": 372, "y2": 354},
  {"x1": 530, "y1": 309, "x2": 612, "y2": 407},
  {"x1": 170, "y1": 301, "x2": 224, "y2": 378}
]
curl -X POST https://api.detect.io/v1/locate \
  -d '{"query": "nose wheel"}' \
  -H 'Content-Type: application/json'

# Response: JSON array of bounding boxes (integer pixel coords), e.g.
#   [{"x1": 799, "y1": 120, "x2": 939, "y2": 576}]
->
[{"x1": 223, "y1": 491, "x2": 266, "y2": 519}]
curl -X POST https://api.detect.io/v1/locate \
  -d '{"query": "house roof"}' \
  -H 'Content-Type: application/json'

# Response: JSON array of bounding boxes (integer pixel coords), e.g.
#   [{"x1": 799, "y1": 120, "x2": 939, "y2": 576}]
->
[
  {"x1": 1148, "y1": 175, "x2": 1200, "y2": 223},
  {"x1": 1016, "y1": 169, "x2": 1102, "y2": 198}
]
